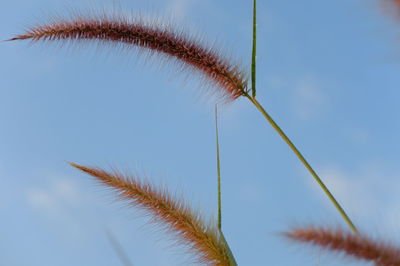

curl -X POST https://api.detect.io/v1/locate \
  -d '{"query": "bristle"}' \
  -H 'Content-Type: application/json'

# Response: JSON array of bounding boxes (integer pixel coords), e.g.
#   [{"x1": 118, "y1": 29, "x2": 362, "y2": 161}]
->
[
  {"x1": 69, "y1": 162, "x2": 234, "y2": 266},
  {"x1": 10, "y1": 15, "x2": 248, "y2": 101},
  {"x1": 285, "y1": 227, "x2": 400, "y2": 266}
]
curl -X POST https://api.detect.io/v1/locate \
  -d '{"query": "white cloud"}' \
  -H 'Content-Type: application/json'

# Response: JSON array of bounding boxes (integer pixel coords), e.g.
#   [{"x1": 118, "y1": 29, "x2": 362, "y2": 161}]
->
[
  {"x1": 291, "y1": 75, "x2": 326, "y2": 120},
  {"x1": 27, "y1": 188, "x2": 58, "y2": 212},
  {"x1": 306, "y1": 163, "x2": 400, "y2": 234},
  {"x1": 26, "y1": 178, "x2": 81, "y2": 214},
  {"x1": 53, "y1": 179, "x2": 80, "y2": 204},
  {"x1": 165, "y1": 0, "x2": 195, "y2": 21},
  {"x1": 26, "y1": 178, "x2": 85, "y2": 242},
  {"x1": 265, "y1": 74, "x2": 327, "y2": 120}
]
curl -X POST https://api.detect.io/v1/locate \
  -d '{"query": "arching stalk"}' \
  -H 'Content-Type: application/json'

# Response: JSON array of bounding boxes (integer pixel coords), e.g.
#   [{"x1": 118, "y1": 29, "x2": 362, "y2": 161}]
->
[{"x1": 215, "y1": 105, "x2": 222, "y2": 231}]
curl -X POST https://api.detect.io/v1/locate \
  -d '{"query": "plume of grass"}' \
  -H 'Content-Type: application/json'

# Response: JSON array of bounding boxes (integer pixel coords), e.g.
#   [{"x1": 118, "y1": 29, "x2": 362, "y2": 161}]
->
[
  {"x1": 8, "y1": 14, "x2": 248, "y2": 101},
  {"x1": 215, "y1": 105, "x2": 222, "y2": 231},
  {"x1": 285, "y1": 227, "x2": 400, "y2": 266},
  {"x1": 69, "y1": 162, "x2": 237, "y2": 266}
]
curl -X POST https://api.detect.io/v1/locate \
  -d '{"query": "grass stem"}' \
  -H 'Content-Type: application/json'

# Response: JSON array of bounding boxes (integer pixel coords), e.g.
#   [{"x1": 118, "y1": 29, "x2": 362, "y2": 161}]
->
[
  {"x1": 251, "y1": 0, "x2": 257, "y2": 98},
  {"x1": 106, "y1": 229, "x2": 134, "y2": 266},
  {"x1": 244, "y1": 93, "x2": 358, "y2": 234},
  {"x1": 215, "y1": 105, "x2": 222, "y2": 231},
  {"x1": 220, "y1": 231, "x2": 238, "y2": 266}
]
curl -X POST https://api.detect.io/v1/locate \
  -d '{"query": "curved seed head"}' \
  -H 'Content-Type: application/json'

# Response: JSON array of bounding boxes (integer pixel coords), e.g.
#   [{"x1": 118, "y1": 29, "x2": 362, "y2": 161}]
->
[
  {"x1": 10, "y1": 14, "x2": 249, "y2": 101},
  {"x1": 285, "y1": 227, "x2": 400, "y2": 266},
  {"x1": 70, "y1": 163, "x2": 235, "y2": 266}
]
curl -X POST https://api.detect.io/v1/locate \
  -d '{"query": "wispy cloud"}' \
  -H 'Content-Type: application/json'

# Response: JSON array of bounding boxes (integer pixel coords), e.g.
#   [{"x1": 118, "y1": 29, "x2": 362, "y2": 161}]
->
[
  {"x1": 266, "y1": 74, "x2": 327, "y2": 121},
  {"x1": 26, "y1": 178, "x2": 81, "y2": 214},
  {"x1": 26, "y1": 177, "x2": 85, "y2": 242},
  {"x1": 291, "y1": 75, "x2": 326, "y2": 120},
  {"x1": 165, "y1": 0, "x2": 195, "y2": 21},
  {"x1": 27, "y1": 187, "x2": 58, "y2": 212},
  {"x1": 306, "y1": 163, "x2": 400, "y2": 234}
]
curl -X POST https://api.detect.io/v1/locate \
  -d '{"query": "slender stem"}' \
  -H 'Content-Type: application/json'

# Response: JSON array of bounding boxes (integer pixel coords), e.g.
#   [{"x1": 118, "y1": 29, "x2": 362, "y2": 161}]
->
[
  {"x1": 244, "y1": 93, "x2": 358, "y2": 234},
  {"x1": 220, "y1": 230, "x2": 238, "y2": 266},
  {"x1": 251, "y1": 0, "x2": 257, "y2": 98},
  {"x1": 215, "y1": 105, "x2": 222, "y2": 231},
  {"x1": 106, "y1": 228, "x2": 134, "y2": 266},
  {"x1": 215, "y1": 107, "x2": 237, "y2": 266}
]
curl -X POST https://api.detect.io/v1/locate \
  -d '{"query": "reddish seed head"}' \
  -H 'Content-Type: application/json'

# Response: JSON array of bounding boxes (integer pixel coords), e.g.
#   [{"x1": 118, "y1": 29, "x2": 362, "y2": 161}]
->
[
  {"x1": 69, "y1": 163, "x2": 234, "y2": 266},
  {"x1": 285, "y1": 227, "x2": 400, "y2": 266},
  {"x1": 10, "y1": 15, "x2": 248, "y2": 101}
]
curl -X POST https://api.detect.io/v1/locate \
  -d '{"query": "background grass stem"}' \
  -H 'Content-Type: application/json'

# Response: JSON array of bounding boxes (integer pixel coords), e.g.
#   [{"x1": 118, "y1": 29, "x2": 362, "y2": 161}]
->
[
  {"x1": 215, "y1": 105, "x2": 222, "y2": 231},
  {"x1": 251, "y1": 0, "x2": 257, "y2": 98},
  {"x1": 106, "y1": 229, "x2": 134, "y2": 266}
]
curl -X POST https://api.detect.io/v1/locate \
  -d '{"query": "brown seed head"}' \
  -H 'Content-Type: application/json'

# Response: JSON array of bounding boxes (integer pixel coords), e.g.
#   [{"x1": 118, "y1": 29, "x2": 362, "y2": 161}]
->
[
  {"x1": 69, "y1": 162, "x2": 234, "y2": 266},
  {"x1": 10, "y1": 15, "x2": 248, "y2": 101},
  {"x1": 285, "y1": 227, "x2": 400, "y2": 266}
]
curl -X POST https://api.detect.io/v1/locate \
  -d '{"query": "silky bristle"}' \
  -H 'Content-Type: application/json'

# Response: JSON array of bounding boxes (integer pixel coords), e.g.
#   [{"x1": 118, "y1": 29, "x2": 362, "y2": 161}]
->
[{"x1": 285, "y1": 227, "x2": 400, "y2": 266}]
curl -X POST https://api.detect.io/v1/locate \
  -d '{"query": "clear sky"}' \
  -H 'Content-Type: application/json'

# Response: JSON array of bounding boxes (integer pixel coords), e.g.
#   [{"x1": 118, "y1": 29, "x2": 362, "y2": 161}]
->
[{"x1": 1, "y1": 0, "x2": 400, "y2": 265}]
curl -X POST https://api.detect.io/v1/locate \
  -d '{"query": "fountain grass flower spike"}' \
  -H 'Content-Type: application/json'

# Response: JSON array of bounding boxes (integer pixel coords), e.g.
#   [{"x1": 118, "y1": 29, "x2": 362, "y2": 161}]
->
[
  {"x1": 9, "y1": 14, "x2": 249, "y2": 101},
  {"x1": 69, "y1": 163, "x2": 237, "y2": 266},
  {"x1": 10, "y1": 6, "x2": 357, "y2": 233},
  {"x1": 285, "y1": 227, "x2": 400, "y2": 266}
]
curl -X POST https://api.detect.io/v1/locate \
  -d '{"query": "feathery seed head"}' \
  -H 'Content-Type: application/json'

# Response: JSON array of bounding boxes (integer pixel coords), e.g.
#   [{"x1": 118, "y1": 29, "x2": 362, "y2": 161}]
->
[
  {"x1": 285, "y1": 227, "x2": 400, "y2": 266},
  {"x1": 69, "y1": 162, "x2": 235, "y2": 266},
  {"x1": 10, "y1": 15, "x2": 248, "y2": 101}
]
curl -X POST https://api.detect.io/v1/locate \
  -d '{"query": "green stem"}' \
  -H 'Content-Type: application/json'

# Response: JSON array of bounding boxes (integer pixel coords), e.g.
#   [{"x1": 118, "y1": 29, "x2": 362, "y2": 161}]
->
[
  {"x1": 245, "y1": 93, "x2": 358, "y2": 234},
  {"x1": 215, "y1": 105, "x2": 222, "y2": 230},
  {"x1": 251, "y1": 0, "x2": 257, "y2": 98},
  {"x1": 215, "y1": 108, "x2": 237, "y2": 265},
  {"x1": 220, "y1": 230, "x2": 238, "y2": 266}
]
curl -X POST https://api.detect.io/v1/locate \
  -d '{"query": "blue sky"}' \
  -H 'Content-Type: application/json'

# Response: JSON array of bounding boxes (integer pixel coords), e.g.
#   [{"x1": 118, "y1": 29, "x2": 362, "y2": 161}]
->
[{"x1": 1, "y1": 0, "x2": 400, "y2": 265}]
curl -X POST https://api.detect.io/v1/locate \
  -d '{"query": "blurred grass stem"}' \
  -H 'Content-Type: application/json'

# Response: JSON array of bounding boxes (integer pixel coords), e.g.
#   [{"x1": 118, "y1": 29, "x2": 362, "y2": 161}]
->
[{"x1": 106, "y1": 229, "x2": 134, "y2": 266}]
